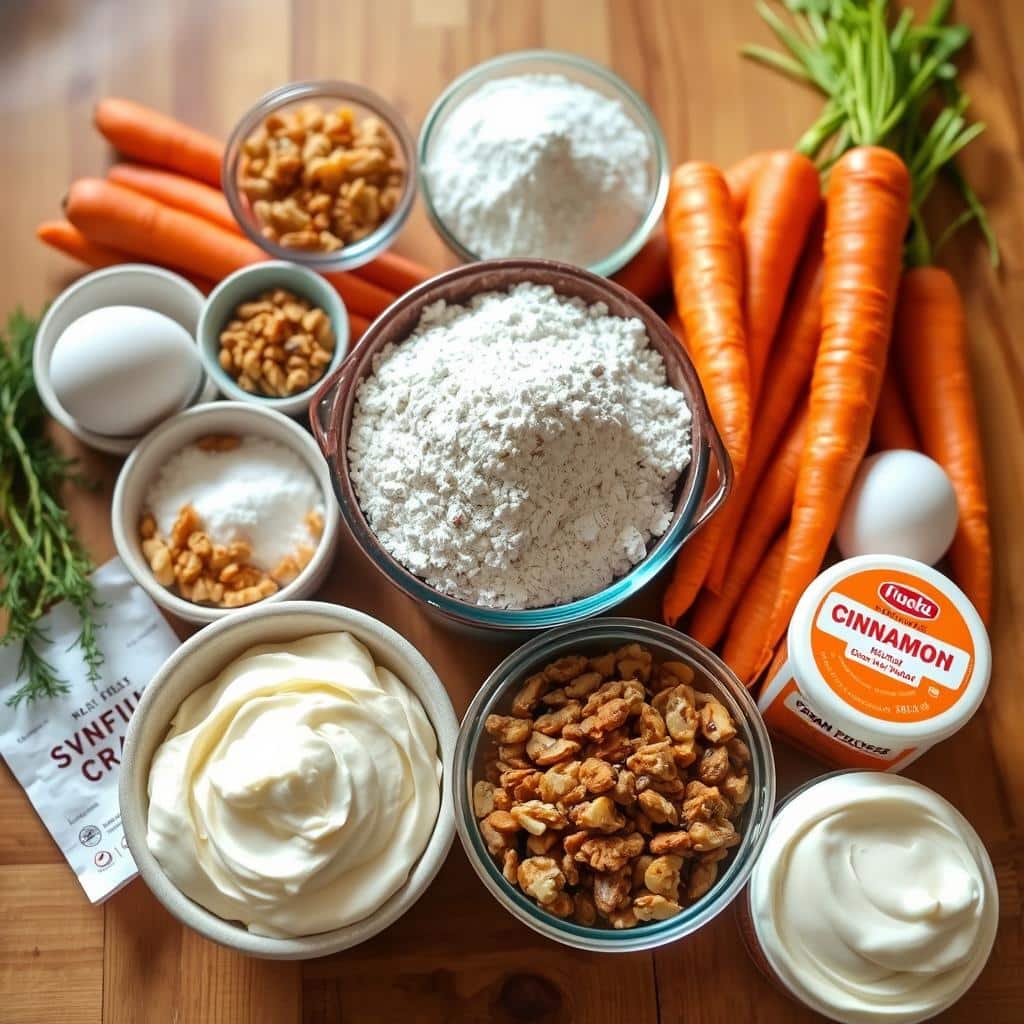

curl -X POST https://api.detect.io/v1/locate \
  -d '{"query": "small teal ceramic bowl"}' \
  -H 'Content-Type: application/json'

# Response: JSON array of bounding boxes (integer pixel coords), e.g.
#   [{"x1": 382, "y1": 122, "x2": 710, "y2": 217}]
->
[{"x1": 197, "y1": 261, "x2": 349, "y2": 418}]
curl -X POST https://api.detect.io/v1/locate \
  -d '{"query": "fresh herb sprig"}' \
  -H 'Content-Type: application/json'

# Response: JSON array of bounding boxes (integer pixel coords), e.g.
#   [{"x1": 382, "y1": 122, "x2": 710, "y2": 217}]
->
[
  {"x1": 744, "y1": 0, "x2": 997, "y2": 266},
  {"x1": 1, "y1": 309, "x2": 103, "y2": 705}
]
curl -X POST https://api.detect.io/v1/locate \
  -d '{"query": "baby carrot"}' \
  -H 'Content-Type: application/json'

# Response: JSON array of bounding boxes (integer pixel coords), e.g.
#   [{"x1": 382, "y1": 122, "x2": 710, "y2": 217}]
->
[
  {"x1": 662, "y1": 162, "x2": 750, "y2": 624},
  {"x1": 94, "y1": 97, "x2": 223, "y2": 186},
  {"x1": 740, "y1": 151, "x2": 821, "y2": 403},
  {"x1": 690, "y1": 403, "x2": 808, "y2": 648},
  {"x1": 765, "y1": 146, "x2": 911, "y2": 663},
  {"x1": 895, "y1": 266, "x2": 991, "y2": 623},
  {"x1": 705, "y1": 214, "x2": 825, "y2": 593}
]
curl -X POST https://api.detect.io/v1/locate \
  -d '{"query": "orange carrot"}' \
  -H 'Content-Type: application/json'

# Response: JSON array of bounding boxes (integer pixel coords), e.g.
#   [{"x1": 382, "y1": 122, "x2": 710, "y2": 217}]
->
[
  {"x1": 611, "y1": 230, "x2": 671, "y2": 303},
  {"x1": 661, "y1": 162, "x2": 751, "y2": 625},
  {"x1": 94, "y1": 98, "x2": 223, "y2": 186},
  {"x1": 37, "y1": 219, "x2": 128, "y2": 269},
  {"x1": 871, "y1": 359, "x2": 918, "y2": 451},
  {"x1": 65, "y1": 178, "x2": 261, "y2": 279},
  {"x1": 356, "y1": 251, "x2": 432, "y2": 295},
  {"x1": 740, "y1": 151, "x2": 821, "y2": 402},
  {"x1": 764, "y1": 147, "x2": 911, "y2": 669},
  {"x1": 894, "y1": 267, "x2": 991, "y2": 623},
  {"x1": 349, "y1": 313, "x2": 372, "y2": 343},
  {"x1": 690, "y1": 403, "x2": 808, "y2": 648},
  {"x1": 664, "y1": 310, "x2": 690, "y2": 356},
  {"x1": 706, "y1": 215, "x2": 825, "y2": 593},
  {"x1": 721, "y1": 529, "x2": 790, "y2": 686},
  {"x1": 107, "y1": 163, "x2": 241, "y2": 235},
  {"x1": 65, "y1": 179, "x2": 394, "y2": 318},
  {"x1": 724, "y1": 151, "x2": 771, "y2": 219},
  {"x1": 36, "y1": 219, "x2": 214, "y2": 293}
]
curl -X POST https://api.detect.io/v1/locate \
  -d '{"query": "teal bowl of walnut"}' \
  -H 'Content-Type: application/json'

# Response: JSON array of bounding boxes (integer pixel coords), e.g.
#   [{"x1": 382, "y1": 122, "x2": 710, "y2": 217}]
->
[{"x1": 197, "y1": 260, "x2": 349, "y2": 419}]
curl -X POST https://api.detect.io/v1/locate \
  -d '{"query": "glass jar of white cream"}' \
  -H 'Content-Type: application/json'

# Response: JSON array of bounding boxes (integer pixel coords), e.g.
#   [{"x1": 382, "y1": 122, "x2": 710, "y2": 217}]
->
[{"x1": 740, "y1": 772, "x2": 998, "y2": 1023}]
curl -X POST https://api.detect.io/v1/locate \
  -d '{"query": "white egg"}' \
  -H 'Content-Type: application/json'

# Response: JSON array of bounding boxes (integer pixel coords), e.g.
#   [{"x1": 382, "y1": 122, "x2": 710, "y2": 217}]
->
[
  {"x1": 836, "y1": 450, "x2": 959, "y2": 565},
  {"x1": 49, "y1": 306, "x2": 202, "y2": 437}
]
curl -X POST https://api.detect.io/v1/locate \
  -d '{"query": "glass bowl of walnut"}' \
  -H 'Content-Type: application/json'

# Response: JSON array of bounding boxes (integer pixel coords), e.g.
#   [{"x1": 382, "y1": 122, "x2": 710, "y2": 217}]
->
[
  {"x1": 223, "y1": 80, "x2": 417, "y2": 272},
  {"x1": 453, "y1": 618, "x2": 776, "y2": 951}
]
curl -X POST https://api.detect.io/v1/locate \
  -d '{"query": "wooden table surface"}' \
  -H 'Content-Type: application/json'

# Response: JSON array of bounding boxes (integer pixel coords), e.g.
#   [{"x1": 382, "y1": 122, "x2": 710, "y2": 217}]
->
[{"x1": 1, "y1": 1, "x2": 1022, "y2": 1021}]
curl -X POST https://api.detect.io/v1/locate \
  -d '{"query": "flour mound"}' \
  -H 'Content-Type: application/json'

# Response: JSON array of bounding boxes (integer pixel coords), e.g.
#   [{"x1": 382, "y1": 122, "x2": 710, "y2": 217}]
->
[{"x1": 348, "y1": 283, "x2": 692, "y2": 609}]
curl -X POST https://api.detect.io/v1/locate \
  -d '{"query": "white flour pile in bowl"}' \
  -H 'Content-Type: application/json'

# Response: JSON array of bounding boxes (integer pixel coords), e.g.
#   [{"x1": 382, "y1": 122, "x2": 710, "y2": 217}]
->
[{"x1": 347, "y1": 283, "x2": 691, "y2": 609}]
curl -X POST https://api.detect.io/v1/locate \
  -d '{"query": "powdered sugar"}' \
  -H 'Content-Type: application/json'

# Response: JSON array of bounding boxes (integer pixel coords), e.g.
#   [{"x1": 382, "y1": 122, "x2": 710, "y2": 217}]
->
[
  {"x1": 145, "y1": 437, "x2": 323, "y2": 571},
  {"x1": 348, "y1": 283, "x2": 691, "y2": 609},
  {"x1": 425, "y1": 74, "x2": 652, "y2": 266}
]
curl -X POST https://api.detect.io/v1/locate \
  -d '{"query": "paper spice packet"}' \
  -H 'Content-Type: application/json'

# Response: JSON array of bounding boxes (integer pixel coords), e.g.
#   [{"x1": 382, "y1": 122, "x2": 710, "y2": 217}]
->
[{"x1": 0, "y1": 557, "x2": 180, "y2": 903}]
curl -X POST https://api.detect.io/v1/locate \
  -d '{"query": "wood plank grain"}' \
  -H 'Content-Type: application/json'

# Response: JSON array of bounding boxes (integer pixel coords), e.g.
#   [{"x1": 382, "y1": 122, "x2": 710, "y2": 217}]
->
[
  {"x1": 0, "y1": 864, "x2": 104, "y2": 1024},
  {"x1": 301, "y1": 847, "x2": 659, "y2": 1024}
]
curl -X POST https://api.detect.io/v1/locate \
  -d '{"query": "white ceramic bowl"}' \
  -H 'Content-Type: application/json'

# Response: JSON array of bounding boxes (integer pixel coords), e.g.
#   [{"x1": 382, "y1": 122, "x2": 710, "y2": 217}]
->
[
  {"x1": 111, "y1": 401, "x2": 340, "y2": 624},
  {"x1": 119, "y1": 601, "x2": 458, "y2": 959},
  {"x1": 34, "y1": 264, "x2": 219, "y2": 454},
  {"x1": 196, "y1": 261, "x2": 349, "y2": 419}
]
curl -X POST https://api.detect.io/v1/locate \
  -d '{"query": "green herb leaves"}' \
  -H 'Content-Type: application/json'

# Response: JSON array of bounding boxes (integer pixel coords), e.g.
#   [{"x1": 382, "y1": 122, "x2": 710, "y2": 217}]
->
[{"x1": 0, "y1": 310, "x2": 103, "y2": 705}]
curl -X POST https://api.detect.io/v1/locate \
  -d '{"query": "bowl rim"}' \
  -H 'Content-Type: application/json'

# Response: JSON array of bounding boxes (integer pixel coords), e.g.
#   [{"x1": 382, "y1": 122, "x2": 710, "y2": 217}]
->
[
  {"x1": 222, "y1": 79, "x2": 418, "y2": 272},
  {"x1": 309, "y1": 257, "x2": 731, "y2": 630},
  {"x1": 196, "y1": 260, "x2": 350, "y2": 417},
  {"x1": 32, "y1": 263, "x2": 217, "y2": 454},
  {"x1": 417, "y1": 48, "x2": 670, "y2": 278},
  {"x1": 451, "y1": 618, "x2": 777, "y2": 952},
  {"x1": 118, "y1": 599, "x2": 458, "y2": 959},
  {"x1": 111, "y1": 400, "x2": 341, "y2": 625}
]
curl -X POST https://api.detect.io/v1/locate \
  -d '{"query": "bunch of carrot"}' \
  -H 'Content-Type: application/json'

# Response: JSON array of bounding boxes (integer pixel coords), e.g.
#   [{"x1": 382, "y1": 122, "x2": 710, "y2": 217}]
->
[
  {"x1": 655, "y1": 0, "x2": 994, "y2": 687},
  {"x1": 661, "y1": 144, "x2": 990, "y2": 684},
  {"x1": 35, "y1": 97, "x2": 435, "y2": 345}
]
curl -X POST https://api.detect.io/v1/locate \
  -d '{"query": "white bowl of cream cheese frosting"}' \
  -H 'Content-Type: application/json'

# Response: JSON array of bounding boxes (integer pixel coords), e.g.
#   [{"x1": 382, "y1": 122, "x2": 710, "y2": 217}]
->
[
  {"x1": 119, "y1": 601, "x2": 457, "y2": 958},
  {"x1": 742, "y1": 772, "x2": 999, "y2": 1023}
]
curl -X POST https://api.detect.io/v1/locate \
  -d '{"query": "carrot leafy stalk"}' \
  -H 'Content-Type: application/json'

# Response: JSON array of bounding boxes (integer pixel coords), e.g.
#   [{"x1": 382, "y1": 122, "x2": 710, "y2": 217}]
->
[
  {"x1": 895, "y1": 266, "x2": 991, "y2": 622},
  {"x1": 764, "y1": 145, "x2": 911, "y2": 671},
  {"x1": 662, "y1": 162, "x2": 750, "y2": 624}
]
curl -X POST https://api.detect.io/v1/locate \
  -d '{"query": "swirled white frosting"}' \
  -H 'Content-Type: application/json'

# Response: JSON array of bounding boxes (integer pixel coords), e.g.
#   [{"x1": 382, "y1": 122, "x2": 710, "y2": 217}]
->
[{"x1": 146, "y1": 632, "x2": 441, "y2": 937}]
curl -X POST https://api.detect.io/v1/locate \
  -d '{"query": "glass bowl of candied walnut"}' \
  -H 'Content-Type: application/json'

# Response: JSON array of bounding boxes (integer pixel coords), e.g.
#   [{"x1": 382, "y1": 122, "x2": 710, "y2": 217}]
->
[
  {"x1": 453, "y1": 618, "x2": 775, "y2": 951},
  {"x1": 223, "y1": 80, "x2": 417, "y2": 271},
  {"x1": 197, "y1": 260, "x2": 348, "y2": 418}
]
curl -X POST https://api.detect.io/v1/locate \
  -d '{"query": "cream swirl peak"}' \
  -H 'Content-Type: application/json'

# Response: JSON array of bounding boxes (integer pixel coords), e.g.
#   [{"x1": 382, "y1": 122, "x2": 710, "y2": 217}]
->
[{"x1": 146, "y1": 632, "x2": 441, "y2": 938}]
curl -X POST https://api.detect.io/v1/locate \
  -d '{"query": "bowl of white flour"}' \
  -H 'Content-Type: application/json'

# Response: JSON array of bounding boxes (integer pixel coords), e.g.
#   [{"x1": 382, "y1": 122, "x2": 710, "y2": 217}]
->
[
  {"x1": 419, "y1": 51, "x2": 669, "y2": 277},
  {"x1": 309, "y1": 258, "x2": 730, "y2": 633}
]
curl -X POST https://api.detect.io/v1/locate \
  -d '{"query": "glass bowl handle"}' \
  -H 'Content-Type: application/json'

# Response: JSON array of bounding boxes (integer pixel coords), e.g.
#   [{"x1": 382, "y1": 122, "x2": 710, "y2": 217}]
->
[{"x1": 691, "y1": 419, "x2": 733, "y2": 535}]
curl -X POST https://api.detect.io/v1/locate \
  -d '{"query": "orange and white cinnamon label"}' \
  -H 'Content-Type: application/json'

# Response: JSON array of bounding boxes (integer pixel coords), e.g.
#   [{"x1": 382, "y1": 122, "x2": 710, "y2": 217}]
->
[
  {"x1": 756, "y1": 556, "x2": 989, "y2": 772},
  {"x1": 809, "y1": 567, "x2": 975, "y2": 724}
]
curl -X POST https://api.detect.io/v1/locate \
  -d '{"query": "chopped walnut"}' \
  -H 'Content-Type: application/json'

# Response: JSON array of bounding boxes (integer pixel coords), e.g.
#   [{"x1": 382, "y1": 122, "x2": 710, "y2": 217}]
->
[
  {"x1": 476, "y1": 642, "x2": 749, "y2": 929},
  {"x1": 633, "y1": 893, "x2": 682, "y2": 921},
  {"x1": 517, "y1": 857, "x2": 565, "y2": 905},
  {"x1": 485, "y1": 714, "x2": 532, "y2": 745}
]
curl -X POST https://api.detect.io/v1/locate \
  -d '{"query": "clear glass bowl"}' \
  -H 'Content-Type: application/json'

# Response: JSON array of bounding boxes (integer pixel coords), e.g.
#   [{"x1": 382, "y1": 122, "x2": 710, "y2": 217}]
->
[
  {"x1": 309, "y1": 258, "x2": 731, "y2": 634},
  {"x1": 452, "y1": 618, "x2": 776, "y2": 952},
  {"x1": 223, "y1": 80, "x2": 417, "y2": 272},
  {"x1": 418, "y1": 50, "x2": 669, "y2": 277}
]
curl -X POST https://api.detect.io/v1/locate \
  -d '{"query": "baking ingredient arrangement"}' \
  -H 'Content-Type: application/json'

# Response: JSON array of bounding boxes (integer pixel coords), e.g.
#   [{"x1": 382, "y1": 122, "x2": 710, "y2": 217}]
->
[
  {"x1": 424, "y1": 73, "x2": 652, "y2": 266},
  {"x1": 348, "y1": 282, "x2": 691, "y2": 608},
  {"x1": 0, "y1": 0, "x2": 1008, "y2": 1015}
]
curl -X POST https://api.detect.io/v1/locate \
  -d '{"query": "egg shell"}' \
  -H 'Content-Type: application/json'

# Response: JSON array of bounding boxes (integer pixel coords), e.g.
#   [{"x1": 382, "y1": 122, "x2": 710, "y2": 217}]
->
[
  {"x1": 49, "y1": 306, "x2": 203, "y2": 437},
  {"x1": 836, "y1": 450, "x2": 959, "y2": 565}
]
